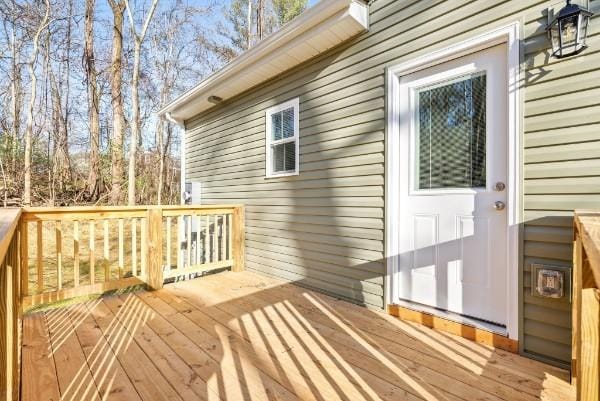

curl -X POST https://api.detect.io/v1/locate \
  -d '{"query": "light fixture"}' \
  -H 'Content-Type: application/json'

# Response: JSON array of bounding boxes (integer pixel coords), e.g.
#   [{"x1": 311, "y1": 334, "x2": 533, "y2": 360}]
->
[
  {"x1": 207, "y1": 95, "x2": 223, "y2": 104},
  {"x1": 547, "y1": 0, "x2": 594, "y2": 58}
]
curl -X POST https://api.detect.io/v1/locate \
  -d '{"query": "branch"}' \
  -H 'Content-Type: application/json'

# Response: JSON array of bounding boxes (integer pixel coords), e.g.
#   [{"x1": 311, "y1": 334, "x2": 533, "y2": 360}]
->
[{"x1": 124, "y1": 0, "x2": 159, "y2": 43}]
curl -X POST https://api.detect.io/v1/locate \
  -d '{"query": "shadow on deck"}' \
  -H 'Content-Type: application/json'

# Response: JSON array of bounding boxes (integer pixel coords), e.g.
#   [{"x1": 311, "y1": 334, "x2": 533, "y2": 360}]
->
[{"x1": 21, "y1": 271, "x2": 574, "y2": 401}]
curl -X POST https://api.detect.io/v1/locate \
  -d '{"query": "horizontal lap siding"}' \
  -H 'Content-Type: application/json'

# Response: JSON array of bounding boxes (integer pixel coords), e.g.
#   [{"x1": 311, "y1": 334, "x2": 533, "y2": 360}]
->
[
  {"x1": 523, "y1": 0, "x2": 600, "y2": 367},
  {"x1": 185, "y1": 0, "x2": 600, "y2": 364}
]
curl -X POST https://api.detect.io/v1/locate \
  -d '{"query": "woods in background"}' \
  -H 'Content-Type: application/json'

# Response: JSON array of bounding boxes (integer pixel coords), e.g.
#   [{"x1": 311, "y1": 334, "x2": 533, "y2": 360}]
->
[{"x1": 0, "y1": 0, "x2": 307, "y2": 207}]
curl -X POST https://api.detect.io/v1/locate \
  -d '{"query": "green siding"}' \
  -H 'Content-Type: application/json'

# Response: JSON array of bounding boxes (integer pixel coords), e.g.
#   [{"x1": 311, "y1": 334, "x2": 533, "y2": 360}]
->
[{"x1": 184, "y1": 0, "x2": 600, "y2": 366}]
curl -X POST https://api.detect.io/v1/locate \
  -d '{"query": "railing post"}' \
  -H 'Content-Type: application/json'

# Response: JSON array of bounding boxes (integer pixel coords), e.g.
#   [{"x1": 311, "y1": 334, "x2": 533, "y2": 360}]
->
[
  {"x1": 232, "y1": 206, "x2": 245, "y2": 272},
  {"x1": 146, "y1": 207, "x2": 163, "y2": 290}
]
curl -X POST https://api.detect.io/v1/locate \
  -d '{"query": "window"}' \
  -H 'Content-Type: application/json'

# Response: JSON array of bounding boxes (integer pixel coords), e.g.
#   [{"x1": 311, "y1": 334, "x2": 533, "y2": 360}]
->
[
  {"x1": 414, "y1": 72, "x2": 487, "y2": 190},
  {"x1": 266, "y1": 98, "x2": 299, "y2": 177}
]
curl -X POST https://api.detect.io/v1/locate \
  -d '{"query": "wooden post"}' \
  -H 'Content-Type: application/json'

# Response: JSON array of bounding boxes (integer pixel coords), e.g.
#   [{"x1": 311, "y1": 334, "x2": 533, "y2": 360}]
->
[
  {"x1": 232, "y1": 206, "x2": 245, "y2": 272},
  {"x1": 573, "y1": 212, "x2": 600, "y2": 401},
  {"x1": 146, "y1": 208, "x2": 163, "y2": 290}
]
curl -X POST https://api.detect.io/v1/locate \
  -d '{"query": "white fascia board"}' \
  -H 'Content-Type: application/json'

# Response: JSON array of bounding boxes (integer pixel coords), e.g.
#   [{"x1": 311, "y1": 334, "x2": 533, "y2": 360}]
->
[{"x1": 158, "y1": 0, "x2": 368, "y2": 123}]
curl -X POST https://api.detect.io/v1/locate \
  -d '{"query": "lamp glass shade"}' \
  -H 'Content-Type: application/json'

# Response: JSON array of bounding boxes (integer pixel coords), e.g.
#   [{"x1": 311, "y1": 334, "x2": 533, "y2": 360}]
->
[{"x1": 547, "y1": 1, "x2": 594, "y2": 58}]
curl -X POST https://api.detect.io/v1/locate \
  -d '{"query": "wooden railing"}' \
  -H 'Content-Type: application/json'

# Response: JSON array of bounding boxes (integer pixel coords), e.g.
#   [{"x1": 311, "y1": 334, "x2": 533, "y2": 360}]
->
[
  {"x1": 573, "y1": 211, "x2": 600, "y2": 401},
  {"x1": 19, "y1": 205, "x2": 245, "y2": 308},
  {"x1": 0, "y1": 204, "x2": 245, "y2": 401},
  {"x1": 0, "y1": 209, "x2": 22, "y2": 401}
]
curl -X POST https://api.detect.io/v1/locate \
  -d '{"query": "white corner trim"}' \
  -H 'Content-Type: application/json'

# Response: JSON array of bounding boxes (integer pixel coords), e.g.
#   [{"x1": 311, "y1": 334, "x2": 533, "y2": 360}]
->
[
  {"x1": 385, "y1": 22, "x2": 522, "y2": 340},
  {"x1": 265, "y1": 97, "x2": 300, "y2": 179}
]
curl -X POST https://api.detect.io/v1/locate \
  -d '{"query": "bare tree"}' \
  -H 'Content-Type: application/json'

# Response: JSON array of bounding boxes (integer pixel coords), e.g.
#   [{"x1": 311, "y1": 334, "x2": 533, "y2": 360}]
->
[
  {"x1": 23, "y1": 0, "x2": 50, "y2": 206},
  {"x1": 124, "y1": 0, "x2": 159, "y2": 206},
  {"x1": 84, "y1": 0, "x2": 102, "y2": 200},
  {"x1": 7, "y1": 6, "x2": 22, "y2": 172},
  {"x1": 108, "y1": 0, "x2": 127, "y2": 205}
]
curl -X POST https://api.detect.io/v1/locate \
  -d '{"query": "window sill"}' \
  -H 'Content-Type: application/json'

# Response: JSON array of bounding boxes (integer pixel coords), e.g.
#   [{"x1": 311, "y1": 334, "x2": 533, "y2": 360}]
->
[{"x1": 265, "y1": 172, "x2": 299, "y2": 179}]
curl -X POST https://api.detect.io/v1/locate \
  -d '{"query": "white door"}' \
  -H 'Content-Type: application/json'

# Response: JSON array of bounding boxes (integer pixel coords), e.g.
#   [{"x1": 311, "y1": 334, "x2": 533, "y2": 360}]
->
[{"x1": 397, "y1": 44, "x2": 508, "y2": 326}]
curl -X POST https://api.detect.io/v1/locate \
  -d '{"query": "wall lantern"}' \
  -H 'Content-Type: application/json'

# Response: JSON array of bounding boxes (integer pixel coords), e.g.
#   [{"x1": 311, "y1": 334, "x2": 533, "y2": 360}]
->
[{"x1": 547, "y1": 0, "x2": 594, "y2": 58}]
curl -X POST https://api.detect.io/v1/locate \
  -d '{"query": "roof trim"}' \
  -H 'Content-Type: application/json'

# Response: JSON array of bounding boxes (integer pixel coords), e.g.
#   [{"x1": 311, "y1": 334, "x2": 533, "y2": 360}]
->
[{"x1": 159, "y1": 0, "x2": 368, "y2": 123}]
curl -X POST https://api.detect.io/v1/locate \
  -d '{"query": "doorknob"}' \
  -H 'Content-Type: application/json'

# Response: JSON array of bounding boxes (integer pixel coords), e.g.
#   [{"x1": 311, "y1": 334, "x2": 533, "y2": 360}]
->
[{"x1": 494, "y1": 201, "x2": 506, "y2": 211}]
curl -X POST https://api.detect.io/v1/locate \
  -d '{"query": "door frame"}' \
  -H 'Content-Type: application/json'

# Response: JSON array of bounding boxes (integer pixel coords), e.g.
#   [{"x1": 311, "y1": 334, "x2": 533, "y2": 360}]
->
[{"x1": 384, "y1": 23, "x2": 522, "y2": 340}]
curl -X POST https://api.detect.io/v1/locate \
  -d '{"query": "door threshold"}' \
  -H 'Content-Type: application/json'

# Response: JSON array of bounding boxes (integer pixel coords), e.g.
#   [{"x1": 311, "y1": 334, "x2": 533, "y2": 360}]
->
[{"x1": 388, "y1": 301, "x2": 518, "y2": 353}]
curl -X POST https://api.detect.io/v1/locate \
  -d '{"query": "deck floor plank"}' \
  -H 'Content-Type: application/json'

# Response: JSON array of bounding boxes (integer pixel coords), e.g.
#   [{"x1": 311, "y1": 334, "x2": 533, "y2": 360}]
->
[
  {"x1": 120, "y1": 292, "x2": 303, "y2": 401},
  {"x1": 208, "y1": 271, "x2": 574, "y2": 399},
  {"x1": 66, "y1": 302, "x2": 145, "y2": 401},
  {"x1": 84, "y1": 300, "x2": 184, "y2": 401},
  {"x1": 21, "y1": 313, "x2": 61, "y2": 401},
  {"x1": 98, "y1": 296, "x2": 223, "y2": 401},
  {"x1": 45, "y1": 307, "x2": 102, "y2": 401},
  {"x1": 142, "y1": 288, "x2": 402, "y2": 401},
  {"x1": 165, "y1": 274, "x2": 461, "y2": 401},
  {"x1": 21, "y1": 271, "x2": 575, "y2": 401},
  {"x1": 191, "y1": 272, "x2": 541, "y2": 401}
]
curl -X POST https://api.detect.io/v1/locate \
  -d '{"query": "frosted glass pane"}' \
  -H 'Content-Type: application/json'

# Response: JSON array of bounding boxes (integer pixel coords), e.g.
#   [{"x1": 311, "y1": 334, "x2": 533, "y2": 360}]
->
[{"x1": 416, "y1": 72, "x2": 486, "y2": 190}]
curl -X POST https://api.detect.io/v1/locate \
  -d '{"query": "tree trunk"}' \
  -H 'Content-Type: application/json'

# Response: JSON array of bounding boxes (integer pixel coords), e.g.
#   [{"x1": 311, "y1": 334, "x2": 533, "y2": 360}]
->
[
  {"x1": 108, "y1": 0, "x2": 126, "y2": 205},
  {"x1": 257, "y1": 0, "x2": 265, "y2": 41},
  {"x1": 156, "y1": 116, "x2": 164, "y2": 205},
  {"x1": 49, "y1": 68, "x2": 71, "y2": 192},
  {"x1": 9, "y1": 21, "x2": 21, "y2": 173},
  {"x1": 124, "y1": 0, "x2": 159, "y2": 206},
  {"x1": 127, "y1": 41, "x2": 141, "y2": 205},
  {"x1": 247, "y1": 0, "x2": 252, "y2": 47},
  {"x1": 84, "y1": 0, "x2": 102, "y2": 200},
  {"x1": 23, "y1": 0, "x2": 50, "y2": 206}
]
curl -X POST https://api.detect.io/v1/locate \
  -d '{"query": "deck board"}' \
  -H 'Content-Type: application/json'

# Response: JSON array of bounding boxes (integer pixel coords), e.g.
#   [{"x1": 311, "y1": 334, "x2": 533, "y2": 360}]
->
[{"x1": 21, "y1": 271, "x2": 575, "y2": 401}]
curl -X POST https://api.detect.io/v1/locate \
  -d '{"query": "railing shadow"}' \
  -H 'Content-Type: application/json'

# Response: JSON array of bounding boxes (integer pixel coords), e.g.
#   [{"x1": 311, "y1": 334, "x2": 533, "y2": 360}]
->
[{"x1": 25, "y1": 270, "x2": 574, "y2": 401}]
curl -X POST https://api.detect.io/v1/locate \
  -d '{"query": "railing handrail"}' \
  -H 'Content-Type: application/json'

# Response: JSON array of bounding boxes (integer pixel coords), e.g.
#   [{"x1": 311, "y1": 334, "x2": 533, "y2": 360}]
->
[
  {"x1": 0, "y1": 208, "x2": 21, "y2": 263},
  {"x1": 22, "y1": 204, "x2": 243, "y2": 214}
]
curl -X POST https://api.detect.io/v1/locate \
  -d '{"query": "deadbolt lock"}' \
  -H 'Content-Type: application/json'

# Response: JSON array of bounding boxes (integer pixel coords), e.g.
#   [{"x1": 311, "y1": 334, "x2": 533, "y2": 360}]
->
[{"x1": 494, "y1": 182, "x2": 506, "y2": 191}]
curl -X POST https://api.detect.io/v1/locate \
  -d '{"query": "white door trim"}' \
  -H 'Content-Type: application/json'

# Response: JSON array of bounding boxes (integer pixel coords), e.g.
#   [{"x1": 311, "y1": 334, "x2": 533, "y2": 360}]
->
[{"x1": 385, "y1": 22, "x2": 522, "y2": 340}]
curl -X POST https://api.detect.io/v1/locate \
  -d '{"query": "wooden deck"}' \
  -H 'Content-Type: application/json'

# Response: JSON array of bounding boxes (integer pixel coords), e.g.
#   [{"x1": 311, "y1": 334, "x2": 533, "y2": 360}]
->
[{"x1": 21, "y1": 271, "x2": 574, "y2": 401}]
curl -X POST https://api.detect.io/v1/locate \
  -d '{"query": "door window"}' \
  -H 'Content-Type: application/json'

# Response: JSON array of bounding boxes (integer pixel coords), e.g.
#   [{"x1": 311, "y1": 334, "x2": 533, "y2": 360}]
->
[{"x1": 414, "y1": 72, "x2": 487, "y2": 190}]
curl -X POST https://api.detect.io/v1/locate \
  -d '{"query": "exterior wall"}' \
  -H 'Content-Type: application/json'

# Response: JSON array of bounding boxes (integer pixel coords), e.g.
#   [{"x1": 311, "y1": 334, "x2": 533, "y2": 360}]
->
[{"x1": 184, "y1": 0, "x2": 600, "y2": 366}]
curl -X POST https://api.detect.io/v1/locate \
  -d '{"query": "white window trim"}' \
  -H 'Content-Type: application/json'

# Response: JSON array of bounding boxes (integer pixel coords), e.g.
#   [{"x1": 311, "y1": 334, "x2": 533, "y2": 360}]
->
[
  {"x1": 265, "y1": 97, "x2": 300, "y2": 178},
  {"x1": 384, "y1": 22, "x2": 522, "y2": 341}
]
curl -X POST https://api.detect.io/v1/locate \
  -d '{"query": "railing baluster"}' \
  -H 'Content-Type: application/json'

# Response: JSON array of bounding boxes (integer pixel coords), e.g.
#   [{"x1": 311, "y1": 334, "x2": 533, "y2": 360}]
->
[
  {"x1": 103, "y1": 220, "x2": 110, "y2": 280},
  {"x1": 118, "y1": 218, "x2": 124, "y2": 279},
  {"x1": 89, "y1": 221, "x2": 95, "y2": 285},
  {"x1": 36, "y1": 221, "x2": 43, "y2": 293},
  {"x1": 56, "y1": 221, "x2": 62, "y2": 290},
  {"x1": 186, "y1": 215, "x2": 192, "y2": 267},
  {"x1": 219, "y1": 215, "x2": 227, "y2": 260},
  {"x1": 196, "y1": 214, "x2": 201, "y2": 266},
  {"x1": 232, "y1": 206, "x2": 245, "y2": 272},
  {"x1": 103, "y1": 220, "x2": 109, "y2": 261},
  {"x1": 73, "y1": 221, "x2": 79, "y2": 287},
  {"x1": 227, "y1": 214, "x2": 232, "y2": 261},
  {"x1": 213, "y1": 215, "x2": 217, "y2": 262},
  {"x1": 177, "y1": 215, "x2": 183, "y2": 271},
  {"x1": 131, "y1": 218, "x2": 137, "y2": 277},
  {"x1": 204, "y1": 215, "x2": 209, "y2": 264},
  {"x1": 141, "y1": 217, "x2": 147, "y2": 278},
  {"x1": 166, "y1": 216, "x2": 172, "y2": 269}
]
